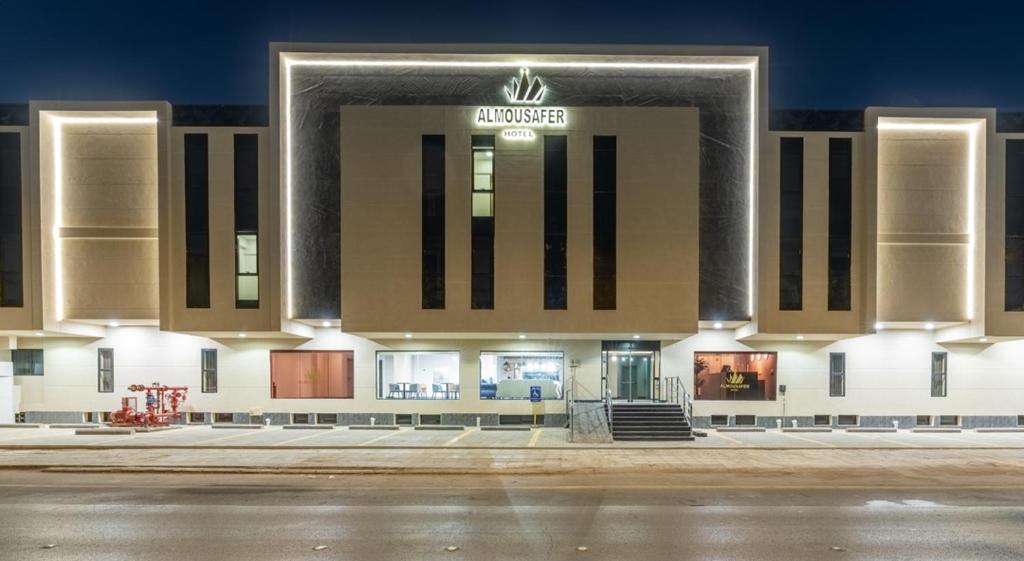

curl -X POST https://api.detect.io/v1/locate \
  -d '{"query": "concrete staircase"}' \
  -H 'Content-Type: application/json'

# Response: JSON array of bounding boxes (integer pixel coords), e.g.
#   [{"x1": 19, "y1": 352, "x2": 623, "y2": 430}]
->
[{"x1": 610, "y1": 402, "x2": 694, "y2": 441}]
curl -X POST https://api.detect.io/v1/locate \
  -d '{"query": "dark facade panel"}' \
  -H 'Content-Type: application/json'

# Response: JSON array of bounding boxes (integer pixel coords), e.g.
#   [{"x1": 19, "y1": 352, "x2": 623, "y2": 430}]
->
[
  {"x1": 593, "y1": 135, "x2": 616, "y2": 311},
  {"x1": 771, "y1": 110, "x2": 864, "y2": 132},
  {"x1": 544, "y1": 135, "x2": 568, "y2": 310},
  {"x1": 779, "y1": 137, "x2": 804, "y2": 310},
  {"x1": 184, "y1": 133, "x2": 210, "y2": 309},
  {"x1": 289, "y1": 64, "x2": 753, "y2": 321},
  {"x1": 828, "y1": 137, "x2": 853, "y2": 311},
  {"x1": 1005, "y1": 139, "x2": 1024, "y2": 310},
  {"x1": 172, "y1": 105, "x2": 268, "y2": 127},
  {"x1": 0, "y1": 132, "x2": 22, "y2": 307},
  {"x1": 421, "y1": 135, "x2": 446, "y2": 310},
  {"x1": 0, "y1": 104, "x2": 28, "y2": 127}
]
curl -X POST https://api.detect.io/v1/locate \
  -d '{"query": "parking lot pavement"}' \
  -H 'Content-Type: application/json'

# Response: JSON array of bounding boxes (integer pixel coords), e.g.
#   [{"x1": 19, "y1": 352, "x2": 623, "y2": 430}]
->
[{"x1": 2, "y1": 424, "x2": 1024, "y2": 449}]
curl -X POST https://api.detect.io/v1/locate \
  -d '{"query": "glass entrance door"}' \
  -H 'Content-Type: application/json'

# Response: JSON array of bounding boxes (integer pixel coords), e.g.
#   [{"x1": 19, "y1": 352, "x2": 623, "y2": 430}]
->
[{"x1": 605, "y1": 350, "x2": 657, "y2": 401}]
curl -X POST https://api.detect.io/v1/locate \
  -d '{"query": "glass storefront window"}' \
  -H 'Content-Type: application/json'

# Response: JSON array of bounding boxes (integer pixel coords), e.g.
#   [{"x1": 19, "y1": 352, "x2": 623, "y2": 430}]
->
[
  {"x1": 270, "y1": 350, "x2": 354, "y2": 399},
  {"x1": 480, "y1": 351, "x2": 563, "y2": 400},
  {"x1": 377, "y1": 351, "x2": 460, "y2": 400},
  {"x1": 694, "y1": 351, "x2": 777, "y2": 401}
]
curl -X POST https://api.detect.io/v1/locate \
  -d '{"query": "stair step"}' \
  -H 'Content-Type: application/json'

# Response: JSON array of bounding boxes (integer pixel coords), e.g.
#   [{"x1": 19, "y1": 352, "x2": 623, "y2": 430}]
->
[{"x1": 613, "y1": 435, "x2": 696, "y2": 441}]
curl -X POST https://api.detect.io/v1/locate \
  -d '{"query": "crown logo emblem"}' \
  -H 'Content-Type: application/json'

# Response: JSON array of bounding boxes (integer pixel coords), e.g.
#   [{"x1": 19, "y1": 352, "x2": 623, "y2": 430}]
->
[
  {"x1": 505, "y1": 68, "x2": 546, "y2": 104},
  {"x1": 726, "y1": 372, "x2": 745, "y2": 386}
]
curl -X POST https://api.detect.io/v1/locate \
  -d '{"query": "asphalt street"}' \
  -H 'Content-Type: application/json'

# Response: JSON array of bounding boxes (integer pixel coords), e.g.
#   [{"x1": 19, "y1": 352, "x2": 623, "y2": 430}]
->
[{"x1": 1, "y1": 471, "x2": 1023, "y2": 561}]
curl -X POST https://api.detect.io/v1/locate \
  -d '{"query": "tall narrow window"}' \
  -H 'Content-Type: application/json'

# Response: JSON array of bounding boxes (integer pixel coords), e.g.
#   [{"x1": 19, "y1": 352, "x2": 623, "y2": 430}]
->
[
  {"x1": 97, "y1": 348, "x2": 114, "y2": 393},
  {"x1": 422, "y1": 135, "x2": 445, "y2": 309},
  {"x1": 471, "y1": 135, "x2": 495, "y2": 309},
  {"x1": 828, "y1": 352, "x2": 845, "y2": 397},
  {"x1": 931, "y1": 352, "x2": 948, "y2": 397},
  {"x1": 234, "y1": 134, "x2": 259, "y2": 308},
  {"x1": 0, "y1": 132, "x2": 22, "y2": 307},
  {"x1": 1005, "y1": 139, "x2": 1024, "y2": 310},
  {"x1": 544, "y1": 135, "x2": 568, "y2": 310},
  {"x1": 828, "y1": 138, "x2": 853, "y2": 311},
  {"x1": 201, "y1": 348, "x2": 218, "y2": 393},
  {"x1": 593, "y1": 136, "x2": 617, "y2": 310},
  {"x1": 184, "y1": 134, "x2": 210, "y2": 308},
  {"x1": 779, "y1": 137, "x2": 804, "y2": 310}
]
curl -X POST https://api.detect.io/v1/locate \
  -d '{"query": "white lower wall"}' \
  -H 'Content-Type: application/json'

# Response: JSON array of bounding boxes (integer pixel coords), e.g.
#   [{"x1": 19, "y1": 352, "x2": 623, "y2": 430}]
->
[{"x1": 11, "y1": 327, "x2": 1024, "y2": 419}]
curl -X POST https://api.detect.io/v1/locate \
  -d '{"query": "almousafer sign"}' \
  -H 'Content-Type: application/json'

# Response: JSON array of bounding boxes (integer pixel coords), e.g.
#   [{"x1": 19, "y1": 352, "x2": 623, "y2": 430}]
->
[{"x1": 475, "y1": 68, "x2": 567, "y2": 139}]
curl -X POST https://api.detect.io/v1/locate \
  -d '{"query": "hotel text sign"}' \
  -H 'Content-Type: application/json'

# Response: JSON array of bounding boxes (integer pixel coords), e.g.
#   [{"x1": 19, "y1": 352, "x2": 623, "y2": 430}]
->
[{"x1": 475, "y1": 69, "x2": 567, "y2": 140}]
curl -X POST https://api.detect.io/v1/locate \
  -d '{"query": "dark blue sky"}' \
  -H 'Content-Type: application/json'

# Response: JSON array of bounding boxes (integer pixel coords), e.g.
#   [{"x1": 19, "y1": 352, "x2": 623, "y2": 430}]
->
[{"x1": 2, "y1": 0, "x2": 1022, "y2": 109}]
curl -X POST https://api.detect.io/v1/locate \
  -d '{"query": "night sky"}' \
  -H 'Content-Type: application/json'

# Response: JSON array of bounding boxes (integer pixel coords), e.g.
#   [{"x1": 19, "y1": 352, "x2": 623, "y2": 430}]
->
[{"x1": 2, "y1": 0, "x2": 1021, "y2": 110}]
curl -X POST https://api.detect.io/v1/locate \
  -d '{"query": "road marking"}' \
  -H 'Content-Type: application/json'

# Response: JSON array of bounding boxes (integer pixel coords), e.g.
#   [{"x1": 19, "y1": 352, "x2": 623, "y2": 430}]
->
[
  {"x1": 192, "y1": 429, "x2": 265, "y2": 445},
  {"x1": 913, "y1": 432, "x2": 995, "y2": 447},
  {"x1": 775, "y1": 431, "x2": 837, "y2": 448},
  {"x1": 273, "y1": 430, "x2": 334, "y2": 447},
  {"x1": 358, "y1": 429, "x2": 405, "y2": 446},
  {"x1": 527, "y1": 429, "x2": 543, "y2": 447},
  {"x1": 708, "y1": 431, "x2": 744, "y2": 445},
  {"x1": 443, "y1": 429, "x2": 477, "y2": 447},
  {"x1": 845, "y1": 431, "x2": 923, "y2": 448}
]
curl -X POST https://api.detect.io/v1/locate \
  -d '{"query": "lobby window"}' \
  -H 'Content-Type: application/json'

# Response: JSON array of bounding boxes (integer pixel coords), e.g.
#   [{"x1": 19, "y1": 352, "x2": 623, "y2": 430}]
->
[
  {"x1": 828, "y1": 352, "x2": 845, "y2": 397},
  {"x1": 471, "y1": 135, "x2": 495, "y2": 309},
  {"x1": 422, "y1": 135, "x2": 445, "y2": 309},
  {"x1": 1005, "y1": 139, "x2": 1024, "y2": 310},
  {"x1": 544, "y1": 135, "x2": 568, "y2": 309},
  {"x1": 201, "y1": 348, "x2": 217, "y2": 393},
  {"x1": 270, "y1": 350, "x2": 353, "y2": 399},
  {"x1": 184, "y1": 133, "x2": 210, "y2": 308},
  {"x1": 97, "y1": 348, "x2": 114, "y2": 393},
  {"x1": 0, "y1": 132, "x2": 22, "y2": 307},
  {"x1": 11, "y1": 349, "x2": 42, "y2": 376},
  {"x1": 779, "y1": 137, "x2": 803, "y2": 310},
  {"x1": 234, "y1": 134, "x2": 259, "y2": 308},
  {"x1": 931, "y1": 352, "x2": 947, "y2": 397},
  {"x1": 593, "y1": 136, "x2": 617, "y2": 310},
  {"x1": 828, "y1": 138, "x2": 853, "y2": 311},
  {"x1": 480, "y1": 351, "x2": 564, "y2": 400},
  {"x1": 377, "y1": 351, "x2": 460, "y2": 400}
]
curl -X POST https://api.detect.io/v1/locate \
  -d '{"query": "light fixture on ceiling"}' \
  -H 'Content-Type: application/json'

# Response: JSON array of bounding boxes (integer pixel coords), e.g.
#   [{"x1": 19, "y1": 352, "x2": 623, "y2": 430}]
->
[
  {"x1": 713, "y1": 322, "x2": 723, "y2": 330},
  {"x1": 924, "y1": 323, "x2": 935, "y2": 331},
  {"x1": 632, "y1": 334, "x2": 640, "y2": 340},
  {"x1": 321, "y1": 321, "x2": 331, "y2": 328},
  {"x1": 404, "y1": 333, "x2": 412, "y2": 339},
  {"x1": 108, "y1": 321, "x2": 120, "y2": 328},
  {"x1": 874, "y1": 322, "x2": 884, "y2": 331},
  {"x1": 518, "y1": 334, "x2": 526, "y2": 340},
  {"x1": 238, "y1": 333, "x2": 247, "y2": 338}
]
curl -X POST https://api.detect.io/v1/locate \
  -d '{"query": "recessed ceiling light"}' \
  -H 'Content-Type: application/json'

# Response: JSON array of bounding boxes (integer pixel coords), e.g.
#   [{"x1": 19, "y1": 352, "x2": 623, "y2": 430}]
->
[
  {"x1": 518, "y1": 334, "x2": 526, "y2": 340},
  {"x1": 713, "y1": 322, "x2": 723, "y2": 329},
  {"x1": 404, "y1": 333, "x2": 412, "y2": 339},
  {"x1": 924, "y1": 323, "x2": 935, "y2": 331},
  {"x1": 321, "y1": 321, "x2": 331, "y2": 328},
  {"x1": 980, "y1": 337, "x2": 988, "y2": 343},
  {"x1": 238, "y1": 333, "x2": 247, "y2": 338},
  {"x1": 34, "y1": 332, "x2": 44, "y2": 337},
  {"x1": 874, "y1": 322, "x2": 884, "y2": 330},
  {"x1": 796, "y1": 335, "x2": 804, "y2": 340},
  {"x1": 632, "y1": 334, "x2": 640, "y2": 339},
  {"x1": 108, "y1": 321, "x2": 119, "y2": 328}
]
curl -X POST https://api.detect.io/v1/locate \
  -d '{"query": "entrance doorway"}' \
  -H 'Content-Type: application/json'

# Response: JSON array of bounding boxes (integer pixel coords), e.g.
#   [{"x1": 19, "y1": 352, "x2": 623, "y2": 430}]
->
[{"x1": 601, "y1": 341, "x2": 661, "y2": 402}]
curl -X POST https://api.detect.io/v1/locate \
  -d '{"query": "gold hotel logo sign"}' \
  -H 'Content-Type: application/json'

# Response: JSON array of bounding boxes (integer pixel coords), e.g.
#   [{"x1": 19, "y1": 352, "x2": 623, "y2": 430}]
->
[
  {"x1": 475, "y1": 68, "x2": 567, "y2": 140},
  {"x1": 722, "y1": 372, "x2": 751, "y2": 392}
]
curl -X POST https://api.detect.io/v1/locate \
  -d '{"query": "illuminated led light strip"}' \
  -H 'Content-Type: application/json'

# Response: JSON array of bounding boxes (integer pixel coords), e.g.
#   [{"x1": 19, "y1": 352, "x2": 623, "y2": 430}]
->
[
  {"x1": 877, "y1": 119, "x2": 981, "y2": 321},
  {"x1": 49, "y1": 115, "x2": 158, "y2": 322},
  {"x1": 283, "y1": 56, "x2": 759, "y2": 321}
]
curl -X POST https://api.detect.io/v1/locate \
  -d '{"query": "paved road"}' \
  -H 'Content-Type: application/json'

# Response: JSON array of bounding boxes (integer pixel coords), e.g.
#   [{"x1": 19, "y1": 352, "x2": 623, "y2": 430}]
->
[{"x1": 1, "y1": 471, "x2": 1023, "y2": 561}]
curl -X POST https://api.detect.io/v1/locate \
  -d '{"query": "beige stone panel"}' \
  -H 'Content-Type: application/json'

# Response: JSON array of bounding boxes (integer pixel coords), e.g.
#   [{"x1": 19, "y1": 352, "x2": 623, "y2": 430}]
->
[
  {"x1": 62, "y1": 238, "x2": 158, "y2": 320},
  {"x1": 877, "y1": 243, "x2": 966, "y2": 322}
]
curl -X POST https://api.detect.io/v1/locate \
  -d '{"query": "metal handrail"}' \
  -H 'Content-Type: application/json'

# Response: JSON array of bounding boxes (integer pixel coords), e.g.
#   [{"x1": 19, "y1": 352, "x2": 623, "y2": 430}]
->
[
  {"x1": 605, "y1": 388, "x2": 613, "y2": 429},
  {"x1": 662, "y1": 376, "x2": 693, "y2": 426}
]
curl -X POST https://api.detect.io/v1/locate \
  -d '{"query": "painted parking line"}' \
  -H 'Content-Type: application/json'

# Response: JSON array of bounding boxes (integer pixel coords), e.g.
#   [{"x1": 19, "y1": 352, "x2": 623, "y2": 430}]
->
[
  {"x1": 775, "y1": 431, "x2": 837, "y2": 448},
  {"x1": 527, "y1": 428, "x2": 543, "y2": 447},
  {"x1": 273, "y1": 430, "x2": 337, "y2": 447},
  {"x1": 192, "y1": 429, "x2": 268, "y2": 446},
  {"x1": 844, "y1": 431, "x2": 923, "y2": 448},
  {"x1": 707, "y1": 431, "x2": 744, "y2": 446},
  {"x1": 358, "y1": 429, "x2": 406, "y2": 446},
  {"x1": 911, "y1": 432, "x2": 997, "y2": 448},
  {"x1": 443, "y1": 429, "x2": 478, "y2": 447}
]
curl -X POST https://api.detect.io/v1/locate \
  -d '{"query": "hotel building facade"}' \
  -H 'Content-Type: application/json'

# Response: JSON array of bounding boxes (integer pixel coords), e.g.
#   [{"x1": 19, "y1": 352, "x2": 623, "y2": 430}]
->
[{"x1": 0, "y1": 43, "x2": 1022, "y2": 432}]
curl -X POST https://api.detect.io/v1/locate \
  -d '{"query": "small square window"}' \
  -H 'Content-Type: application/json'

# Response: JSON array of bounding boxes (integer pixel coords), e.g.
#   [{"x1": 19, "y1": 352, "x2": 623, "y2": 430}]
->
[
  {"x1": 101, "y1": 412, "x2": 112, "y2": 423},
  {"x1": 214, "y1": 413, "x2": 234, "y2": 424},
  {"x1": 189, "y1": 412, "x2": 207, "y2": 423},
  {"x1": 84, "y1": 412, "x2": 96, "y2": 423},
  {"x1": 419, "y1": 414, "x2": 441, "y2": 426},
  {"x1": 813, "y1": 415, "x2": 831, "y2": 426},
  {"x1": 915, "y1": 415, "x2": 932, "y2": 427},
  {"x1": 1018, "y1": 415, "x2": 1024, "y2": 427},
  {"x1": 292, "y1": 413, "x2": 310, "y2": 425},
  {"x1": 734, "y1": 415, "x2": 756, "y2": 426},
  {"x1": 938, "y1": 415, "x2": 959, "y2": 427},
  {"x1": 710, "y1": 414, "x2": 728, "y2": 426},
  {"x1": 836, "y1": 414, "x2": 858, "y2": 426},
  {"x1": 396, "y1": 414, "x2": 413, "y2": 426}
]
